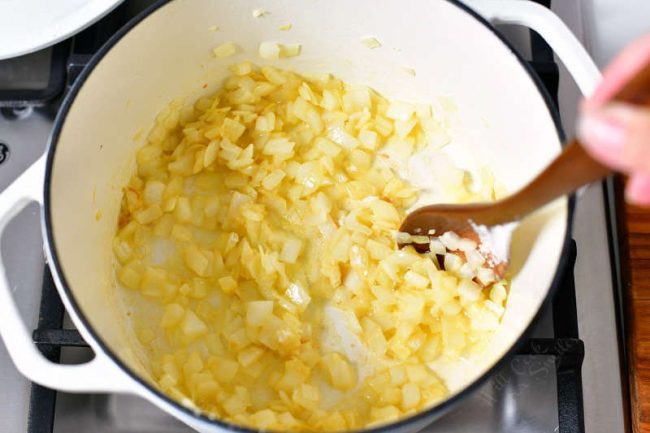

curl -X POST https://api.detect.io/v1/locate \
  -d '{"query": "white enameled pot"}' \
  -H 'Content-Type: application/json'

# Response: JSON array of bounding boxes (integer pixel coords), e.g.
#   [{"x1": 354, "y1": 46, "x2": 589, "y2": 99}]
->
[{"x1": 0, "y1": 1, "x2": 600, "y2": 432}]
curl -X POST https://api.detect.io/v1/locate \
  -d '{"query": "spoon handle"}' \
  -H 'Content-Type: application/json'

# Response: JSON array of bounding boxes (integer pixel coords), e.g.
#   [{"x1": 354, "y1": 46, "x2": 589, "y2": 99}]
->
[
  {"x1": 497, "y1": 61, "x2": 650, "y2": 222},
  {"x1": 497, "y1": 139, "x2": 609, "y2": 222}
]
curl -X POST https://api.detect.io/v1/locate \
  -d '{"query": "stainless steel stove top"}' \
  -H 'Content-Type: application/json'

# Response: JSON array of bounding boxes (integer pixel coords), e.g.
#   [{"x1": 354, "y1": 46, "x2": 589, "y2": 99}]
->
[{"x1": 0, "y1": 1, "x2": 627, "y2": 432}]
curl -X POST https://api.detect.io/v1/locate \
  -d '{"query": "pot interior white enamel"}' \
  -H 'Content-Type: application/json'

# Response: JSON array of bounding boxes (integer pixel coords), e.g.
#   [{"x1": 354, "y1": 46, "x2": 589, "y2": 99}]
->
[{"x1": 46, "y1": 0, "x2": 568, "y2": 430}]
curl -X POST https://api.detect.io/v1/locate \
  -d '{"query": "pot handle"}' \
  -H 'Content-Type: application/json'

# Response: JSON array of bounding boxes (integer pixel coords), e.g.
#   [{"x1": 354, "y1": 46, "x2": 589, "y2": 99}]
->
[
  {"x1": 465, "y1": 0, "x2": 601, "y2": 97},
  {"x1": 0, "y1": 156, "x2": 135, "y2": 393}
]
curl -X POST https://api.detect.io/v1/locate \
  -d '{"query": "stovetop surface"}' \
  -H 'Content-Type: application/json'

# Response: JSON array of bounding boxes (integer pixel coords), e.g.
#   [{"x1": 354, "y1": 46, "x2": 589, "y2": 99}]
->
[{"x1": 0, "y1": 1, "x2": 627, "y2": 433}]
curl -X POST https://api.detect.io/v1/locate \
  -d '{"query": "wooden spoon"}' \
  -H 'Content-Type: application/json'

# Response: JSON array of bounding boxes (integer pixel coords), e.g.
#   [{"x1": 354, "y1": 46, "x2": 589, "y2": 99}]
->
[{"x1": 399, "y1": 61, "x2": 650, "y2": 271}]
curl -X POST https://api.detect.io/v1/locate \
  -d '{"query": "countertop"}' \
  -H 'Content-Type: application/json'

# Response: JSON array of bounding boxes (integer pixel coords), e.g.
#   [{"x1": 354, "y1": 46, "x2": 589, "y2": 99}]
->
[{"x1": 623, "y1": 195, "x2": 650, "y2": 433}]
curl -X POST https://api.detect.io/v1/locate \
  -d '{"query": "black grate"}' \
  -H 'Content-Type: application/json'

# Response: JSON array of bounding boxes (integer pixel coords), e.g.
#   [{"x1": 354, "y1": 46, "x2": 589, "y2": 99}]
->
[{"x1": 27, "y1": 267, "x2": 65, "y2": 433}]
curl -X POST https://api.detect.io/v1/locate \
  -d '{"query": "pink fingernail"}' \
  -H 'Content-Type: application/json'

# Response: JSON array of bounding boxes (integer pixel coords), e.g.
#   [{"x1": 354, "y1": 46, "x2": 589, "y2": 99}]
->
[
  {"x1": 626, "y1": 173, "x2": 650, "y2": 206},
  {"x1": 577, "y1": 109, "x2": 627, "y2": 169}
]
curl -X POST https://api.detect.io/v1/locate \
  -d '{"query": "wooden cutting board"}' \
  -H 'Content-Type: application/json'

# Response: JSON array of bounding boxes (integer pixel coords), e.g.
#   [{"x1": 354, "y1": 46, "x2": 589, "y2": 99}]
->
[{"x1": 622, "y1": 193, "x2": 650, "y2": 433}]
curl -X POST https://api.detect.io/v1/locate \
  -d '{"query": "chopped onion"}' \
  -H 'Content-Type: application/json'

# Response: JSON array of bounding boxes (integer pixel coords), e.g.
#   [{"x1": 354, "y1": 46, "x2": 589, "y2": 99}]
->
[
  {"x1": 440, "y1": 231, "x2": 461, "y2": 251},
  {"x1": 326, "y1": 126, "x2": 360, "y2": 149},
  {"x1": 115, "y1": 63, "x2": 510, "y2": 430},
  {"x1": 280, "y1": 43, "x2": 302, "y2": 58},
  {"x1": 411, "y1": 235, "x2": 430, "y2": 245},
  {"x1": 466, "y1": 249, "x2": 486, "y2": 267},
  {"x1": 286, "y1": 282, "x2": 311, "y2": 310},
  {"x1": 443, "y1": 253, "x2": 462, "y2": 273},
  {"x1": 457, "y1": 238, "x2": 478, "y2": 253},
  {"x1": 458, "y1": 279, "x2": 481, "y2": 302},
  {"x1": 477, "y1": 267, "x2": 496, "y2": 286},
  {"x1": 280, "y1": 238, "x2": 303, "y2": 263},
  {"x1": 457, "y1": 263, "x2": 476, "y2": 280},
  {"x1": 213, "y1": 42, "x2": 237, "y2": 58},
  {"x1": 386, "y1": 101, "x2": 415, "y2": 121},
  {"x1": 402, "y1": 66, "x2": 416, "y2": 76},
  {"x1": 252, "y1": 8, "x2": 269, "y2": 17},
  {"x1": 394, "y1": 231, "x2": 412, "y2": 244},
  {"x1": 258, "y1": 41, "x2": 281, "y2": 60},
  {"x1": 429, "y1": 238, "x2": 446, "y2": 256},
  {"x1": 361, "y1": 36, "x2": 382, "y2": 49}
]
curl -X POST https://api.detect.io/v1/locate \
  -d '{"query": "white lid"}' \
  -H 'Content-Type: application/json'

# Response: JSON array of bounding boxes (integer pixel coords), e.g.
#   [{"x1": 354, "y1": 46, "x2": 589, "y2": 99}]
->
[{"x1": 0, "y1": 0, "x2": 125, "y2": 60}]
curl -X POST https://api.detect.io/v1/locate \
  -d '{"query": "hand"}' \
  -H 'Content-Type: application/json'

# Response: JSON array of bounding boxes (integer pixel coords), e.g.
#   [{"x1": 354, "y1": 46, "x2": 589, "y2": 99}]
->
[{"x1": 578, "y1": 33, "x2": 650, "y2": 205}]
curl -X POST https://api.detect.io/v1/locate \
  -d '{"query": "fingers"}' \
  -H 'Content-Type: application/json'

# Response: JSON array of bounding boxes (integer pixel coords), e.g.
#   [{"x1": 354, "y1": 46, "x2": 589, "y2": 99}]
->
[
  {"x1": 578, "y1": 102, "x2": 650, "y2": 172},
  {"x1": 578, "y1": 33, "x2": 650, "y2": 205},
  {"x1": 584, "y1": 33, "x2": 650, "y2": 110},
  {"x1": 627, "y1": 173, "x2": 650, "y2": 206}
]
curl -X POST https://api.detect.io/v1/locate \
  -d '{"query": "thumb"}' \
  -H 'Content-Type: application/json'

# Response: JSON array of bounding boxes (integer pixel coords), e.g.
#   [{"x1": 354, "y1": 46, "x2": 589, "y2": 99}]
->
[{"x1": 578, "y1": 102, "x2": 650, "y2": 173}]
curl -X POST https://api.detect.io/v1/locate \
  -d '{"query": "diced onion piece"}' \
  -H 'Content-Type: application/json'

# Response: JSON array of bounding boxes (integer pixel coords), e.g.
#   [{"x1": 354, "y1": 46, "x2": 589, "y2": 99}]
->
[
  {"x1": 361, "y1": 36, "x2": 382, "y2": 49},
  {"x1": 133, "y1": 205, "x2": 162, "y2": 225},
  {"x1": 358, "y1": 130, "x2": 378, "y2": 150},
  {"x1": 230, "y1": 61, "x2": 253, "y2": 76},
  {"x1": 402, "y1": 66, "x2": 416, "y2": 76},
  {"x1": 457, "y1": 262, "x2": 476, "y2": 280},
  {"x1": 466, "y1": 249, "x2": 486, "y2": 267},
  {"x1": 262, "y1": 169, "x2": 285, "y2": 190},
  {"x1": 278, "y1": 23, "x2": 292, "y2": 31},
  {"x1": 238, "y1": 346, "x2": 264, "y2": 367},
  {"x1": 263, "y1": 137, "x2": 294, "y2": 155},
  {"x1": 161, "y1": 303, "x2": 185, "y2": 328},
  {"x1": 410, "y1": 235, "x2": 430, "y2": 245},
  {"x1": 485, "y1": 300, "x2": 505, "y2": 317},
  {"x1": 285, "y1": 282, "x2": 311, "y2": 310},
  {"x1": 401, "y1": 383, "x2": 421, "y2": 409},
  {"x1": 429, "y1": 238, "x2": 446, "y2": 256},
  {"x1": 218, "y1": 275, "x2": 237, "y2": 294},
  {"x1": 259, "y1": 41, "x2": 281, "y2": 59},
  {"x1": 184, "y1": 246, "x2": 209, "y2": 276},
  {"x1": 280, "y1": 237, "x2": 303, "y2": 263},
  {"x1": 246, "y1": 300, "x2": 274, "y2": 327},
  {"x1": 477, "y1": 267, "x2": 496, "y2": 286},
  {"x1": 252, "y1": 8, "x2": 269, "y2": 17},
  {"x1": 320, "y1": 353, "x2": 357, "y2": 391},
  {"x1": 280, "y1": 43, "x2": 301, "y2": 58},
  {"x1": 458, "y1": 279, "x2": 482, "y2": 302},
  {"x1": 394, "y1": 231, "x2": 411, "y2": 244},
  {"x1": 213, "y1": 42, "x2": 237, "y2": 58},
  {"x1": 457, "y1": 238, "x2": 478, "y2": 253},
  {"x1": 143, "y1": 181, "x2": 165, "y2": 205},
  {"x1": 181, "y1": 311, "x2": 208, "y2": 337},
  {"x1": 394, "y1": 118, "x2": 416, "y2": 137},
  {"x1": 404, "y1": 270, "x2": 429, "y2": 289},
  {"x1": 440, "y1": 231, "x2": 461, "y2": 251},
  {"x1": 386, "y1": 101, "x2": 415, "y2": 121},
  {"x1": 490, "y1": 282, "x2": 507, "y2": 303},
  {"x1": 326, "y1": 126, "x2": 360, "y2": 149},
  {"x1": 443, "y1": 253, "x2": 463, "y2": 273}
]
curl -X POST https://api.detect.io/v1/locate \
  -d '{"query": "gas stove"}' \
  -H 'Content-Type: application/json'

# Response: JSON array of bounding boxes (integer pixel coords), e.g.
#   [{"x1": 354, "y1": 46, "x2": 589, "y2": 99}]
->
[{"x1": 0, "y1": 1, "x2": 627, "y2": 432}]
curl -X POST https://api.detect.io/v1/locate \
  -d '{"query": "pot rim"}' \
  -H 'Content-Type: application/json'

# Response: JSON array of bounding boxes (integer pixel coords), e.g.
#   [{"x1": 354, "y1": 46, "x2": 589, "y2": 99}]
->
[{"x1": 43, "y1": 0, "x2": 575, "y2": 431}]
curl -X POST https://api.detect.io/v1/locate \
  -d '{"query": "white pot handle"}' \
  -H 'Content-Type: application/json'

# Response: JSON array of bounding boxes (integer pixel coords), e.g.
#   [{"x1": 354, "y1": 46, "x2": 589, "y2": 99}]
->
[
  {"x1": 0, "y1": 156, "x2": 134, "y2": 393},
  {"x1": 464, "y1": 0, "x2": 601, "y2": 97}
]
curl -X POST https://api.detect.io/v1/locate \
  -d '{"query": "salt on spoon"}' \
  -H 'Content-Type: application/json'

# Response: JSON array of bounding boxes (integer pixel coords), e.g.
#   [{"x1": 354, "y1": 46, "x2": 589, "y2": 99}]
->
[{"x1": 471, "y1": 221, "x2": 517, "y2": 268}]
